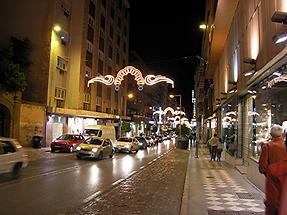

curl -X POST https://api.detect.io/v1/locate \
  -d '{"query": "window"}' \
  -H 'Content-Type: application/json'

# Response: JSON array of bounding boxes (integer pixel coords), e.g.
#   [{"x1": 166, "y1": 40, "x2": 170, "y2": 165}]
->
[
  {"x1": 123, "y1": 42, "x2": 126, "y2": 53},
  {"x1": 99, "y1": 35, "x2": 104, "y2": 51},
  {"x1": 85, "y1": 67, "x2": 92, "y2": 77},
  {"x1": 118, "y1": 0, "x2": 122, "y2": 10},
  {"x1": 124, "y1": 26, "x2": 127, "y2": 37},
  {"x1": 56, "y1": 56, "x2": 68, "y2": 71},
  {"x1": 87, "y1": 26, "x2": 94, "y2": 43},
  {"x1": 55, "y1": 87, "x2": 66, "y2": 108},
  {"x1": 96, "y1": 105, "x2": 101, "y2": 112},
  {"x1": 98, "y1": 59, "x2": 104, "y2": 75},
  {"x1": 87, "y1": 41, "x2": 93, "y2": 53},
  {"x1": 100, "y1": 15, "x2": 106, "y2": 30},
  {"x1": 111, "y1": 7, "x2": 115, "y2": 19},
  {"x1": 101, "y1": 0, "x2": 106, "y2": 8},
  {"x1": 109, "y1": 25, "x2": 113, "y2": 39},
  {"x1": 97, "y1": 84, "x2": 102, "y2": 97},
  {"x1": 108, "y1": 65, "x2": 112, "y2": 74},
  {"x1": 125, "y1": 8, "x2": 129, "y2": 20},
  {"x1": 118, "y1": 17, "x2": 121, "y2": 29},
  {"x1": 117, "y1": 35, "x2": 120, "y2": 46},
  {"x1": 60, "y1": 2, "x2": 70, "y2": 18},
  {"x1": 86, "y1": 51, "x2": 93, "y2": 68},
  {"x1": 108, "y1": 46, "x2": 113, "y2": 59},
  {"x1": 88, "y1": 16, "x2": 95, "y2": 28},
  {"x1": 83, "y1": 93, "x2": 91, "y2": 110},
  {"x1": 116, "y1": 52, "x2": 120, "y2": 65},
  {"x1": 89, "y1": 0, "x2": 96, "y2": 18}
]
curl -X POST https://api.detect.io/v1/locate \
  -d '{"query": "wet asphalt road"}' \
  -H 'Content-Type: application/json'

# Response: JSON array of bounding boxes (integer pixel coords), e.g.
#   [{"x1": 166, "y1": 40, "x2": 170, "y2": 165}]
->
[{"x1": 0, "y1": 140, "x2": 179, "y2": 215}]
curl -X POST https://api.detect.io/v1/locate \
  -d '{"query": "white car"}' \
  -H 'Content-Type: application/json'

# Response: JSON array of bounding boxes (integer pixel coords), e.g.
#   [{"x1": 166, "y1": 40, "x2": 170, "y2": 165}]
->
[
  {"x1": 113, "y1": 137, "x2": 140, "y2": 153},
  {"x1": 0, "y1": 137, "x2": 28, "y2": 178}
]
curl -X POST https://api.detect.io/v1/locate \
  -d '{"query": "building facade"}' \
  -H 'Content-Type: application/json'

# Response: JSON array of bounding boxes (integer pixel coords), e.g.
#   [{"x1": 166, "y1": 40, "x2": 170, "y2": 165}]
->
[
  {"x1": 0, "y1": 0, "x2": 130, "y2": 146},
  {"x1": 197, "y1": 0, "x2": 287, "y2": 191}
]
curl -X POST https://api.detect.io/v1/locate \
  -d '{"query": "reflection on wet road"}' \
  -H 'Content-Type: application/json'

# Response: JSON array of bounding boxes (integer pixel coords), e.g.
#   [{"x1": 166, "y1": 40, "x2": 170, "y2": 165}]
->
[{"x1": 0, "y1": 139, "x2": 176, "y2": 215}]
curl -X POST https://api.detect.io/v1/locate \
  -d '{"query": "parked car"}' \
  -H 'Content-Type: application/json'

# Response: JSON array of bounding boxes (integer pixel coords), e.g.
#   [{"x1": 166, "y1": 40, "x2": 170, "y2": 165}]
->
[
  {"x1": 76, "y1": 137, "x2": 113, "y2": 160},
  {"x1": 51, "y1": 134, "x2": 85, "y2": 153},
  {"x1": 0, "y1": 137, "x2": 28, "y2": 178},
  {"x1": 135, "y1": 136, "x2": 148, "y2": 149},
  {"x1": 113, "y1": 137, "x2": 139, "y2": 153}
]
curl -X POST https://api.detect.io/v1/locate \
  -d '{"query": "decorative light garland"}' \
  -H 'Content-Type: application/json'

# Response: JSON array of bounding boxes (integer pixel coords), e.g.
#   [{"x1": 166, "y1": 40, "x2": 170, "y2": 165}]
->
[{"x1": 88, "y1": 65, "x2": 174, "y2": 91}]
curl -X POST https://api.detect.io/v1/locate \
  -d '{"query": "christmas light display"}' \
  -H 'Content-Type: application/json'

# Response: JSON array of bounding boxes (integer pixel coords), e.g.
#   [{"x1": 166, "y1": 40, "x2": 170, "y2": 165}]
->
[{"x1": 88, "y1": 66, "x2": 174, "y2": 91}]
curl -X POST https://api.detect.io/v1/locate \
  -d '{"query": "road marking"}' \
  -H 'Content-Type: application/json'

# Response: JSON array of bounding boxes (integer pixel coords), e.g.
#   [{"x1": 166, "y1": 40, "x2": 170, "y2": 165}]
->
[
  {"x1": 127, "y1": 171, "x2": 137, "y2": 177},
  {"x1": 140, "y1": 166, "x2": 145, "y2": 170},
  {"x1": 148, "y1": 161, "x2": 153, "y2": 165},
  {"x1": 153, "y1": 158, "x2": 157, "y2": 162},
  {"x1": 112, "y1": 178, "x2": 124, "y2": 186},
  {"x1": 83, "y1": 190, "x2": 102, "y2": 203}
]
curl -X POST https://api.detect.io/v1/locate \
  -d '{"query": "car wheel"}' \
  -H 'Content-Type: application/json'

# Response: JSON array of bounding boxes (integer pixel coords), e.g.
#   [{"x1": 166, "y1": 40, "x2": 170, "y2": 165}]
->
[
  {"x1": 69, "y1": 146, "x2": 73, "y2": 153},
  {"x1": 51, "y1": 148, "x2": 55, "y2": 153},
  {"x1": 98, "y1": 151, "x2": 103, "y2": 160},
  {"x1": 109, "y1": 152, "x2": 113, "y2": 158},
  {"x1": 12, "y1": 163, "x2": 22, "y2": 179},
  {"x1": 135, "y1": 150, "x2": 138, "y2": 153},
  {"x1": 77, "y1": 155, "x2": 82, "y2": 159}
]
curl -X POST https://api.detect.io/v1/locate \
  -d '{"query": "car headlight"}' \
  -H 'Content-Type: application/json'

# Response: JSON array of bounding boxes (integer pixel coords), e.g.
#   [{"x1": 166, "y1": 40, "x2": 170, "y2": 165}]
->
[
  {"x1": 92, "y1": 148, "x2": 98, "y2": 152},
  {"x1": 76, "y1": 146, "x2": 81, "y2": 151},
  {"x1": 125, "y1": 145, "x2": 131, "y2": 148}
]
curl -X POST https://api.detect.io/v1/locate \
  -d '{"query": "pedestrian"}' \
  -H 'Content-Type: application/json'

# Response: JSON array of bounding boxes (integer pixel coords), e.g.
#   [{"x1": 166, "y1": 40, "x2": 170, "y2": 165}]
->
[
  {"x1": 217, "y1": 138, "x2": 223, "y2": 161},
  {"x1": 210, "y1": 133, "x2": 219, "y2": 161},
  {"x1": 259, "y1": 124, "x2": 287, "y2": 215}
]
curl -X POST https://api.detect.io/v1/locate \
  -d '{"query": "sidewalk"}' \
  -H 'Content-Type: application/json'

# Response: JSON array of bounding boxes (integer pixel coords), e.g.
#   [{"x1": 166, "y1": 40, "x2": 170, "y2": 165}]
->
[{"x1": 180, "y1": 145, "x2": 265, "y2": 215}]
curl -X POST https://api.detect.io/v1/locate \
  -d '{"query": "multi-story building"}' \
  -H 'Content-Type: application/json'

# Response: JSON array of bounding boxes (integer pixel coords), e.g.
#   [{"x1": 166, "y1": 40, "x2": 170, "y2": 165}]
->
[
  {"x1": 0, "y1": 0, "x2": 130, "y2": 146},
  {"x1": 197, "y1": 0, "x2": 287, "y2": 191}
]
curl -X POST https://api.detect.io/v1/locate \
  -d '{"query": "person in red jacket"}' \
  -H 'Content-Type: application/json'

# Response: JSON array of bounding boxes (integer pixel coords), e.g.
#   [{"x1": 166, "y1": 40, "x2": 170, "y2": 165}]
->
[{"x1": 259, "y1": 125, "x2": 287, "y2": 215}]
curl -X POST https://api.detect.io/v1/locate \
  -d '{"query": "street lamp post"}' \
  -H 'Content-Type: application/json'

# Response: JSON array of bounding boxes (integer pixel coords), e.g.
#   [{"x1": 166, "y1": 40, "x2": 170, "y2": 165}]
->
[{"x1": 169, "y1": 94, "x2": 182, "y2": 138}]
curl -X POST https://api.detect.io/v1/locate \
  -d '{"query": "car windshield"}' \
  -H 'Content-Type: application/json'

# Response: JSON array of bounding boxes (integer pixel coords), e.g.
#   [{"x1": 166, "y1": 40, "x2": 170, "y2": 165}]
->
[
  {"x1": 117, "y1": 137, "x2": 132, "y2": 142},
  {"x1": 84, "y1": 138, "x2": 103, "y2": 145},
  {"x1": 57, "y1": 135, "x2": 74, "y2": 140},
  {"x1": 83, "y1": 129, "x2": 99, "y2": 136}
]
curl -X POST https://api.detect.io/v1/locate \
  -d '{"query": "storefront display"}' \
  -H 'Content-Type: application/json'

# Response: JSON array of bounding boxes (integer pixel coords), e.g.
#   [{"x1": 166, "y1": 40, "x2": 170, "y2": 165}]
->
[
  {"x1": 221, "y1": 99, "x2": 238, "y2": 157},
  {"x1": 249, "y1": 74, "x2": 287, "y2": 160}
]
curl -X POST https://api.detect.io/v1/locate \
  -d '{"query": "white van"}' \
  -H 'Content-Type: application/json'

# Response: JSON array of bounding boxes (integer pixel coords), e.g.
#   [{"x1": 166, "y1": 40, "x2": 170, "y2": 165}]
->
[{"x1": 83, "y1": 125, "x2": 116, "y2": 144}]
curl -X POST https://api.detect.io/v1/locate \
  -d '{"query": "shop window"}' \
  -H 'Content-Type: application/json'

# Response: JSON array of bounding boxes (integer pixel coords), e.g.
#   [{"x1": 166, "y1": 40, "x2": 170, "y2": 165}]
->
[
  {"x1": 221, "y1": 99, "x2": 238, "y2": 157},
  {"x1": 249, "y1": 79, "x2": 287, "y2": 160}
]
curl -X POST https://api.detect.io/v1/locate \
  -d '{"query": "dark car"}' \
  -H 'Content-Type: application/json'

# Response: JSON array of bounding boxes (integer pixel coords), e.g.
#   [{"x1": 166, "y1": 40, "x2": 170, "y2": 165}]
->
[
  {"x1": 51, "y1": 134, "x2": 85, "y2": 153},
  {"x1": 135, "y1": 136, "x2": 148, "y2": 149}
]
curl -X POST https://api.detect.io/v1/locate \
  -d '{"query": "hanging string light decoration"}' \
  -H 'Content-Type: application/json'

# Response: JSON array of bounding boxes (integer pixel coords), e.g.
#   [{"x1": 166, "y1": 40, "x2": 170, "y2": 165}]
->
[{"x1": 87, "y1": 65, "x2": 174, "y2": 91}]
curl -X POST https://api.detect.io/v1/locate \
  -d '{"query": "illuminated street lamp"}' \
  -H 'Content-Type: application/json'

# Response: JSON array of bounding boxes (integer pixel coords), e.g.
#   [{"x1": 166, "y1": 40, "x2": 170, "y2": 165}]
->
[
  {"x1": 199, "y1": 24, "x2": 207, "y2": 30},
  {"x1": 53, "y1": 25, "x2": 62, "y2": 32},
  {"x1": 169, "y1": 94, "x2": 182, "y2": 138},
  {"x1": 128, "y1": 93, "x2": 134, "y2": 99}
]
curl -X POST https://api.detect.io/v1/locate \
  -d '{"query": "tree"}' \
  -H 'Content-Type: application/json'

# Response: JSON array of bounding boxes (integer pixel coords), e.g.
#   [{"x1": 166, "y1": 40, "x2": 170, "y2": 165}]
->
[
  {"x1": 175, "y1": 124, "x2": 192, "y2": 138},
  {"x1": 121, "y1": 121, "x2": 132, "y2": 133},
  {"x1": 0, "y1": 37, "x2": 32, "y2": 92}
]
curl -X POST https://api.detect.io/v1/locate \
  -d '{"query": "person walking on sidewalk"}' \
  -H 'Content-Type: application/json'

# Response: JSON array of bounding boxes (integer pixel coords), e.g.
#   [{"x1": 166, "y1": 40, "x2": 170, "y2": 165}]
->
[
  {"x1": 217, "y1": 138, "x2": 224, "y2": 161},
  {"x1": 259, "y1": 124, "x2": 287, "y2": 215},
  {"x1": 210, "y1": 133, "x2": 219, "y2": 161}
]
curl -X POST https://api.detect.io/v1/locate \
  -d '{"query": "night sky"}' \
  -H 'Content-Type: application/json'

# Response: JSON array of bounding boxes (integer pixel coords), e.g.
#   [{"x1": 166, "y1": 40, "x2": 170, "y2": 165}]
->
[{"x1": 129, "y1": 1, "x2": 206, "y2": 118}]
